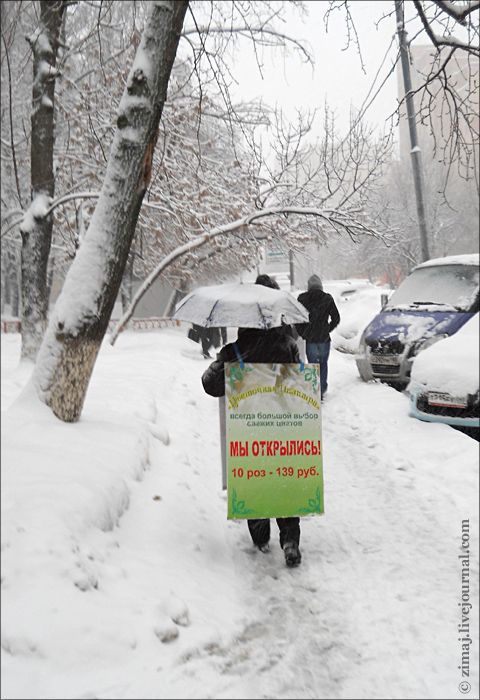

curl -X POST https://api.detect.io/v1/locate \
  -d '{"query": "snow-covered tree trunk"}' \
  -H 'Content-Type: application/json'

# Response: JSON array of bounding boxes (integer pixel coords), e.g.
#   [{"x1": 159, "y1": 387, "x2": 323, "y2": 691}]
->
[
  {"x1": 20, "y1": 0, "x2": 66, "y2": 360},
  {"x1": 33, "y1": 0, "x2": 189, "y2": 422}
]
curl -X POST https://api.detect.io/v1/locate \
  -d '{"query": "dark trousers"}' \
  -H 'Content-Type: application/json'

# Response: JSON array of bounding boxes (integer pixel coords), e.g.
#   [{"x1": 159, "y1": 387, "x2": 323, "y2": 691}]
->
[
  {"x1": 201, "y1": 328, "x2": 221, "y2": 357},
  {"x1": 306, "y1": 340, "x2": 331, "y2": 397},
  {"x1": 248, "y1": 517, "x2": 300, "y2": 548},
  {"x1": 201, "y1": 334, "x2": 212, "y2": 357}
]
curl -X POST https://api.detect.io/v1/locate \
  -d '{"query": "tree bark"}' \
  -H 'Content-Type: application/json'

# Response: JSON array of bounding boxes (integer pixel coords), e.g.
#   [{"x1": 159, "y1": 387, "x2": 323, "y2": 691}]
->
[
  {"x1": 33, "y1": 0, "x2": 189, "y2": 422},
  {"x1": 20, "y1": 0, "x2": 66, "y2": 360}
]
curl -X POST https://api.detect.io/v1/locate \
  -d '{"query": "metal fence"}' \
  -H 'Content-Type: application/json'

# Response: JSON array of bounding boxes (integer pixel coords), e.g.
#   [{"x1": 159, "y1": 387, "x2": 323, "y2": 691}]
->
[{"x1": 1, "y1": 318, "x2": 181, "y2": 334}]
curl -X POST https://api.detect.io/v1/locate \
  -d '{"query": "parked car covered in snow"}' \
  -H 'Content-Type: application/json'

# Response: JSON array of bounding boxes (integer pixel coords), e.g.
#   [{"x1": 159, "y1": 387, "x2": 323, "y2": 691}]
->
[
  {"x1": 355, "y1": 254, "x2": 479, "y2": 388},
  {"x1": 323, "y1": 278, "x2": 377, "y2": 303},
  {"x1": 407, "y1": 313, "x2": 479, "y2": 431},
  {"x1": 330, "y1": 285, "x2": 392, "y2": 354}
]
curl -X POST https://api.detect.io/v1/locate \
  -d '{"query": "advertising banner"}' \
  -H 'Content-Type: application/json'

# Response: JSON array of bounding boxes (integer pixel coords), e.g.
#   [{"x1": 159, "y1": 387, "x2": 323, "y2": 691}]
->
[{"x1": 225, "y1": 362, "x2": 323, "y2": 519}]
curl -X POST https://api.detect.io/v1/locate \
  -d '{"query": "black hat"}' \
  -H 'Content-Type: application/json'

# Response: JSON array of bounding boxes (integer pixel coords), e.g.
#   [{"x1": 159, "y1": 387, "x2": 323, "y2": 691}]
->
[{"x1": 255, "y1": 274, "x2": 280, "y2": 290}]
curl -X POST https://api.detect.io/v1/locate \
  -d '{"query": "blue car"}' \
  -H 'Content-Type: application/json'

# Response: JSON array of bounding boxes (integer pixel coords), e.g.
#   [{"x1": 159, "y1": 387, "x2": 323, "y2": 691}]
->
[{"x1": 355, "y1": 254, "x2": 479, "y2": 389}]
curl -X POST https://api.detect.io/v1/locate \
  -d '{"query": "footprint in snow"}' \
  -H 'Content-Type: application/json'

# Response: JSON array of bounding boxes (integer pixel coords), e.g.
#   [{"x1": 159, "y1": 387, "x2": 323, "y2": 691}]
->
[
  {"x1": 154, "y1": 617, "x2": 179, "y2": 643},
  {"x1": 148, "y1": 422, "x2": 170, "y2": 445},
  {"x1": 153, "y1": 593, "x2": 190, "y2": 643}
]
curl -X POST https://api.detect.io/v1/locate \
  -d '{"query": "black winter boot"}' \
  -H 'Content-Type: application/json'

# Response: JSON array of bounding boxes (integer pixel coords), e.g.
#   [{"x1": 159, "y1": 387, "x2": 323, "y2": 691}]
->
[{"x1": 283, "y1": 541, "x2": 301, "y2": 567}]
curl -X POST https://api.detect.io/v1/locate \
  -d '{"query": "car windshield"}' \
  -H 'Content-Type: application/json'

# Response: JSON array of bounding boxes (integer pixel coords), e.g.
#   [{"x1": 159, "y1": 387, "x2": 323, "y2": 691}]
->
[{"x1": 386, "y1": 264, "x2": 479, "y2": 312}]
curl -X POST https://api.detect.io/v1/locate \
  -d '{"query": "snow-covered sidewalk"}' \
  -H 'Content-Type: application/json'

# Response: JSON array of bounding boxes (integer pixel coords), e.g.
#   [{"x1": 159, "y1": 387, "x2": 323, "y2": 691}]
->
[{"x1": 1, "y1": 328, "x2": 478, "y2": 699}]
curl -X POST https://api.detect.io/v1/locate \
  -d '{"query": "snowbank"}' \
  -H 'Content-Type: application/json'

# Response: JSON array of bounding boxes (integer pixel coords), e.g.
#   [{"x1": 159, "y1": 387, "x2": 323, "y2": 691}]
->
[
  {"x1": 1, "y1": 328, "x2": 478, "y2": 700},
  {"x1": 1, "y1": 336, "x2": 152, "y2": 678}
]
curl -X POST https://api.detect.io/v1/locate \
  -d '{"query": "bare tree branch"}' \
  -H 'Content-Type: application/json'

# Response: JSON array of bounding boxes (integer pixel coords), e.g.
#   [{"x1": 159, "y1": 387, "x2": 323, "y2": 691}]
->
[
  {"x1": 110, "y1": 204, "x2": 383, "y2": 345},
  {"x1": 432, "y1": 0, "x2": 480, "y2": 25},
  {"x1": 413, "y1": 0, "x2": 479, "y2": 55},
  {"x1": 1, "y1": 27, "x2": 24, "y2": 208}
]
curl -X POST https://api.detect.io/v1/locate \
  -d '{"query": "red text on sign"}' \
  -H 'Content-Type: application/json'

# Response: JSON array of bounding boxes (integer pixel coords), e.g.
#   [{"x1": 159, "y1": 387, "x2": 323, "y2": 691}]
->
[{"x1": 229, "y1": 439, "x2": 321, "y2": 458}]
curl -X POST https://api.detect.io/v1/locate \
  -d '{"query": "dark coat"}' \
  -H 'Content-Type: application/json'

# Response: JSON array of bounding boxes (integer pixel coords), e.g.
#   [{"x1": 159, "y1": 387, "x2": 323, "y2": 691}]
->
[
  {"x1": 202, "y1": 327, "x2": 300, "y2": 397},
  {"x1": 296, "y1": 289, "x2": 340, "y2": 343},
  {"x1": 192, "y1": 324, "x2": 220, "y2": 349}
]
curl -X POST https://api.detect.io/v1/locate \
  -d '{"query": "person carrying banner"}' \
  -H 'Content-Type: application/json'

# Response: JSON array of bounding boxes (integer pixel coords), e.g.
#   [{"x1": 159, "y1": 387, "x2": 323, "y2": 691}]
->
[{"x1": 201, "y1": 275, "x2": 303, "y2": 567}]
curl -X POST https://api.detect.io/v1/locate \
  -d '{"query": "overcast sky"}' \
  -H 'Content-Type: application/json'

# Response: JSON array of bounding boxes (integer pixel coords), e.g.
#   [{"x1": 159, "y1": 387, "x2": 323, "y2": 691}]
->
[{"x1": 226, "y1": 1, "x2": 406, "y2": 141}]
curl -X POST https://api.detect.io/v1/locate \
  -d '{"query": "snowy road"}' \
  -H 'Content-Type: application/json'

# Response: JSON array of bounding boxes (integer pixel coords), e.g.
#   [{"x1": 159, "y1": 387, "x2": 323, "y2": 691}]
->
[{"x1": 1, "y1": 328, "x2": 478, "y2": 699}]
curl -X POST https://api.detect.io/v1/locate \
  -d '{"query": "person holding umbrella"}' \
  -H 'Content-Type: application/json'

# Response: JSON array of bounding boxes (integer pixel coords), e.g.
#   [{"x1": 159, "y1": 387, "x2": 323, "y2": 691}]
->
[
  {"x1": 201, "y1": 275, "x2": 303, "y2": 567},
  {"x1": 254, "y1": 274, "x2": 299, "y2": 342}
]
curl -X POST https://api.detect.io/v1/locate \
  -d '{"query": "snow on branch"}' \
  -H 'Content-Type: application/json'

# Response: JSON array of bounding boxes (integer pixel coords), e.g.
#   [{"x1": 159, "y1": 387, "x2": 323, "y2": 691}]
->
[
  {"x1": 43, "y1": 192, "x2": 100, "y2": 217},
  {"x1": 432, "y1": 0, "x2": 480, "y2": 25},
  {"x1": 19, "y1": 194, "x2": 53, "y2": 234},
  {"x1": 413, "y1": 0, "x2": 480, "y2": 56},
  {"x1": 0, "y1": 191, "x2": 183, "y2": 239},
  {"x1": 26, "y1": 29, "x2": 53, "y2": 57},
  {"x1": 109, "y1": 206, "x2": 382, "y2": 346},
  {"x1": 181, "y1": 25, "x2": 313, "y2": 65}
]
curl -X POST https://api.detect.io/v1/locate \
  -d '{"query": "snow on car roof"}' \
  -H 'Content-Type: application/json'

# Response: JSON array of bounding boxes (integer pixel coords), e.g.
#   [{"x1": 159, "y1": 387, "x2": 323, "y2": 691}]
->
[
  {"x1": 414, "y1": 253, "x2": 479, "y2": 270},
  {"x1": 410, "y1": 313, "x2": 480, "y2": 395}
]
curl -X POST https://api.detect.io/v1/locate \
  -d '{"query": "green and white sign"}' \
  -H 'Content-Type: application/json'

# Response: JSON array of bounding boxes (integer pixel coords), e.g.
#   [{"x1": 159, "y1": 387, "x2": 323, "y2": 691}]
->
[{"x1": 225, "y1": 362, "x2": 324, "y2": 519}]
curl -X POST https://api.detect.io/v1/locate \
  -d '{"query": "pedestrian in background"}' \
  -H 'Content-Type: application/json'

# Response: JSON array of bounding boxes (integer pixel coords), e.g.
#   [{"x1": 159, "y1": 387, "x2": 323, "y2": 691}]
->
[
  {"x1": 297, "y1": 274, "x2": 340, "y2": 399},
  {"x1": 190, "y1": 324, "x2": 221, "y2": 359}
]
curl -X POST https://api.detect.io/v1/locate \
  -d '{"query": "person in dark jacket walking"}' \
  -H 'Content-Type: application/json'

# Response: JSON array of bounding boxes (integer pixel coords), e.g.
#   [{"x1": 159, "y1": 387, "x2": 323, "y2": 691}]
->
[
  {"x1": 201, "y1": 275, "x2": 303, "y2": 567},
  {"x1": 192, "y1": 324, "x2": 221, "y2": 359},
  {"x1": 297, "y1": 274, "x2": 340, "y2": 399}
]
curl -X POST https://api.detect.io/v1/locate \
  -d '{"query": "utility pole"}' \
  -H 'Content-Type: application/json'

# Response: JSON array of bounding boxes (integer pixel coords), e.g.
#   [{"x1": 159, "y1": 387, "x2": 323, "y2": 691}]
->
[
  {"x1": 289, "y1": 249, "x2": 295, "y2": 290},
  {"x1": 395, "y1": 0, "x2": 430, "y2": 262}
]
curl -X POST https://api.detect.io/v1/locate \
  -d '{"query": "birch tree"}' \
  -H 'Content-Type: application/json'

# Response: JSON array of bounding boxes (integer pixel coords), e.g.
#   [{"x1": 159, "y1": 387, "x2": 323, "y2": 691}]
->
[
  {"x1": 1, "y1": 0, "x2": 147, "y2": 348},
  {"x1": 32, "y1": 0, "x2": 189, "y2": 422},
  {"x1": 91, "y1": 55, "x2": 264, "y2": 307},
  {"x1": 2, "y1": 0, "x2": 314, "y2": 347},
  {"x1": 5, "y1": 0, "x2": 393, "y2": 424}
]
